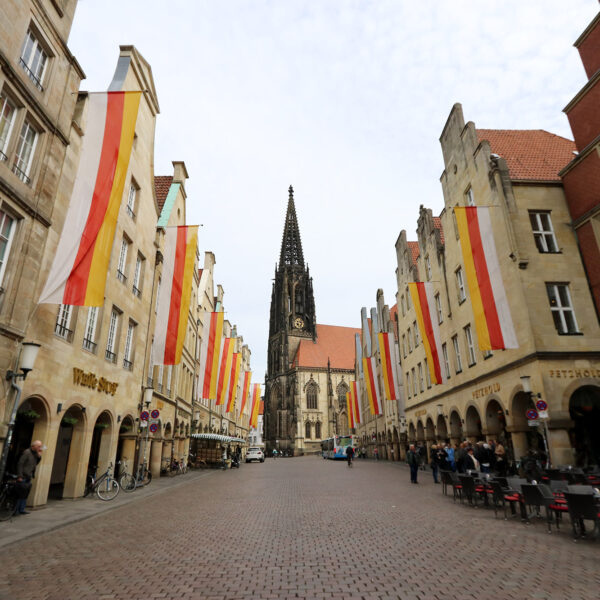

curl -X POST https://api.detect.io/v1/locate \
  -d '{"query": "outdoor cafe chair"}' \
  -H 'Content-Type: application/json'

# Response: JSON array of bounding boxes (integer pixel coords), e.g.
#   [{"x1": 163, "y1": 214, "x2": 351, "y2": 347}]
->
[
  {"x1": 550, "y1": 480, "x2": 568, "y2": 493},
  {"x1": 563, "y1": 491, "x2": 600, "y2": 541},
  {"x1": 566, "y1": 485, "x2": 596, "y2": 494},
  {"x1": 458, "y1": 474, "x2": 487, "y2": 507},
  {"x1": 440, "y1": 470, "x2": 452, "y2": 496},
  {"x1": 521, "y1": 483, "x2": 564, "y2": 533},
  {"x1": 488, "y1": 480, "x2": 520, "y2": 520},
  {"x1": 448, "y1": 471, "x2": 463, "y2": 502}
]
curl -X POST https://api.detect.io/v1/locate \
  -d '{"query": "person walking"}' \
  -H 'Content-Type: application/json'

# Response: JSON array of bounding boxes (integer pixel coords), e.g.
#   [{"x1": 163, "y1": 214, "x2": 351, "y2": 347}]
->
[
  {"x1": 345, "y1": 445, "x2": 355, "y2": 467},
  {"x1": 407, "y1": 444, "x2": 419, "y2": 484},
  {"x1": 15, "y1": 440, "x2": 43, "y2": 515},
  {"x1": 373, "y1": 447, "x2": 379, "y2": 460}
]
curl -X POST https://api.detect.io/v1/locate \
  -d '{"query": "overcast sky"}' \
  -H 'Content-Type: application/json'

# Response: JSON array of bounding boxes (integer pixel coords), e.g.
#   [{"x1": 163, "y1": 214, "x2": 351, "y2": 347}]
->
[{"x1": 70, "y1": 1, "x2": 597, "y2": 380}]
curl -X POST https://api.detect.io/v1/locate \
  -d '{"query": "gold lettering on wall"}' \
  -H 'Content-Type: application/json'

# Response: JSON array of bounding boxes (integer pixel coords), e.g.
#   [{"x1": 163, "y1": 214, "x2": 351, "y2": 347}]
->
[
  {"x1": 472, "y1": 382, "x2": 501, "y2": 400},
  {"x1": 548, "y1": 368, "x2": 600, "y2": 379},
  {"x1": 73, "y1": 368, "x2": 119, "y2": 396}
]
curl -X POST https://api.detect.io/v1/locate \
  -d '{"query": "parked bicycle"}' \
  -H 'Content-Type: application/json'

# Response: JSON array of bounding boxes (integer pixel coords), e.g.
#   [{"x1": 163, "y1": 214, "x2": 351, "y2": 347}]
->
[
  {"x1": 0, "y1": 474, "x2": 19, "y2": 521},
  {"x1": 167, "y1": 457, "x2": 187, "y2": 477},
  {"x1": 120, "y1": 461, "x2": 152, "y2": 492},
  {"x1": 83, "y1": 462, "x2": 120, "y2": 501}
]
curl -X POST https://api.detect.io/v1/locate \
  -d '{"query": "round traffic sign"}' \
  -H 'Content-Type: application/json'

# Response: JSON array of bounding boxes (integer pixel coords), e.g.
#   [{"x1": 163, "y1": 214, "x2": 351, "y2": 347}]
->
[
  {"x1": 149, "y1": 422, "x2": 158, "y2": 433},
  {"x1": 140, "y1": 411, "x2": 149, "y2": 421},
  {"x1": 526, "y1": 409, "x2": 538, "y2": 420},
  {"x1": 150, "y1": 409, "x2": 160, "y2": 419},
  {"x1": 536, "y1": 400, "x2": 548, "y2": 412}
]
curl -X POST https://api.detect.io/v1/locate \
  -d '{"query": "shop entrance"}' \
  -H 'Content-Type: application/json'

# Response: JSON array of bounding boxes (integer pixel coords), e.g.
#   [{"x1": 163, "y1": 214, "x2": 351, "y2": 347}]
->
[
  {"x1": 87, "y1": 411, "x2": 113, "y2": 477},
  {"x1": 569, "y1": 385, "x2": 600, "y2": 467}
]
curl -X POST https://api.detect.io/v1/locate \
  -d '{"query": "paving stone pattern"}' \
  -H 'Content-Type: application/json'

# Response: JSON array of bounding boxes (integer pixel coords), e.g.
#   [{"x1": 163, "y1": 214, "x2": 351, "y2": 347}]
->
[{"x1": 0, "y1": 457, "x2": 598, "y2": 600}]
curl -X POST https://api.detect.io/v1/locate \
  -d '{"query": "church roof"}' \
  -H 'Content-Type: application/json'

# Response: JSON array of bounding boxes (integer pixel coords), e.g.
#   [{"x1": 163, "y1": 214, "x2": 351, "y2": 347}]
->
[
  {"x1": 154, "y1": 176, "x2": 173, "y2": 212},
  {"x1": 279, "y1": 185, "x2": 305, "y2": 268},
  {"x1": 291, "y1": 324, "x2": 361, "y2": 370}
]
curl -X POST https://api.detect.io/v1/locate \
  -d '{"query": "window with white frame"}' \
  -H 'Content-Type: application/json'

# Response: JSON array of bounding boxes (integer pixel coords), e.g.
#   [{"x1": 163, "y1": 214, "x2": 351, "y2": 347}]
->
[
  {"x1": 464, "y1": 324, "x2": 476, "y2": 366},
  {"x1": 166, "y1": 365, "x2": 172, "y2": 394},
  {"x1": 483, "y1": 349, "x2": 493, "y2": 359},
  {"x1": 133, "y1": 253, "x2": 144, "y2": 298},
  {"x1": 117, "y1": 237, "x2": 129, "y2": 283},
  {"x1": 401, "y1": 294, "x2": 405, "y2": 316},
  {"x1": 406, "y1": 287, "x2": 411, "y2": 310},
  {"x1": 442, "y1": 343, "x2": 450, "y2": 379},
  {"x1": 424, "y1": 357, "x2": 431, "y2": 388},
  {"x1": 413, "y1": 320, "x2": 419, "y2": 346},
  {"x1": 418, "y1": 363, "x2": 424, "y2": 392},
  {"x1": 156, "y1": 364, "x2": 164, "y2": 392},
  {"x1": 546, "y1": 283, "x2": 579, "y2": 334},
  {"x1": 105, "y1": 308, "x2": 119, "y2": 362},
  {"x1": 126, "y1": 181, "x2": 137, "y2": 219},
  {"x1": 452, "y1": 335, "x2": 462, "y2": 373},
  {"x1": 20, "y1": 29, "x2": 48, "y2": 91},
  {"x1": 411, "y1": 367, "x2": 417, "y2": 396},
  {"x1": 466, "y1": 186, "x2": 475, "y2": 206},
  {"x1": 529, "y1": 211, "x2": 559, "y2": 253},
  {"x1": 82, "y1": 306, "x2": 99, "y2": 352},
  {"x1": 13, "y1": 120, "x2": 38, "y2": 184},
  {"x1": 456, "y1": 267, "x2": 466, "y2": 302},
  {"x1": 434, "y1": 293, "x2": 443, "y2": 324},
  {"x1": 155, "y1": 277, "x2": 161, "y2": 314},
  {"x1": 123, "y1": 320, "x2": 135, "y2": 370},
  {"x1": 0, "y1": 210, "x2": 16, "y2": 288},
  {"x1": 425, "y1": 255, "x2": 432, "y2": 280},
  {"x1": 0, "y1": 93, "x2": 17, "y2": 160},
  {"x1": 55, "y1": 304, "x2": 73, "y2": 341},
  {"x1": 402, "y1": 334, "x2": 407, "y2": 358},
  {"x1": 406, "y1": 372, "x2": 411, "y2": 398},
  {"x1": 407, "y1": 327, "x2": 413, "y2": 352}
]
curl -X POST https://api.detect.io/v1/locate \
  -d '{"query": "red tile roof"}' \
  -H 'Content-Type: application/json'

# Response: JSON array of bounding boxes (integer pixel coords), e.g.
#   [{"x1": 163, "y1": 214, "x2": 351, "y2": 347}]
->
[
  {"x1": 292, "y1": 324, "x2": 361, "y2": 370},
  {"x1": 476, "y1": 129, "x2": 576, "y2": 182},
  {"x1": 433, "y1": 216, "x2": 445, "y2": 244},
  {"x1": 407, "y1": 241, "x2": 420, "y2": 265},
  {"x1": 154, "y1": 175, "x2": 173, "y2": 212},
  {"x1": 259, "y1": 401, "x2": 264, "y2": 416}
]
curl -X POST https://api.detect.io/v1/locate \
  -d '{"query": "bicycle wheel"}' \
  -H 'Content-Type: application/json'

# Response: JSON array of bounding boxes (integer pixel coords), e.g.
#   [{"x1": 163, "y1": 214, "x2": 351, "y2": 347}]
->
[
  {"x1": 139, "y1": 468, "x2": 152, "y2": 487},
  {"x1": 96, "y1": 478, "x2": 119, "y2": 501},
  {"x1": 168, "y1": 465, "x2": 177, "y2": 477},
  {"x1": 0, "y1": 487, "x2": 16, "y2": 521},
  {"x1": 119, "y1": 473, "x2": 136, "y2": 493}
]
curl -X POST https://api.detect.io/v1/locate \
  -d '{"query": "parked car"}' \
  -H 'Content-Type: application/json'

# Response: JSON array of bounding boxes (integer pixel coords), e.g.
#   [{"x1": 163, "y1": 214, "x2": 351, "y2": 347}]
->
[{"x1": 246, "y1": 447, "x2": 264, "y2": 463}]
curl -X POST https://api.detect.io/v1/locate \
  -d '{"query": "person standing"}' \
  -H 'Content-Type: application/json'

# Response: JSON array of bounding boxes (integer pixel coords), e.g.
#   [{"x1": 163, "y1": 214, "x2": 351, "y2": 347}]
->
[
  {"x1": 15, "y1": 440, "x2": 43, "y2": 515},
  {"x1": 373, "y1": 447, "x2": 379, "y2": 460},
  {"x1": 407, "y1": 444, "x2": 419, "y2": 484}
]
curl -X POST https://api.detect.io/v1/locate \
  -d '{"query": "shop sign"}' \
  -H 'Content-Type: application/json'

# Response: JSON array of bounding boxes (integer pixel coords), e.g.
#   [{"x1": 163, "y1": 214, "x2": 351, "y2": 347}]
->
[
  {"x1": 72, "y1": 368, "x2": 118, "y2": 396},
  {"x1": 528, "y1": 420, "x2": 539, "y2": 427},
  {"x1": 472, "y1": 382, "x2": 500, "y2": 400},
  {"x1": 548, "y1": 368, "x2": 600, "y2": 379}
]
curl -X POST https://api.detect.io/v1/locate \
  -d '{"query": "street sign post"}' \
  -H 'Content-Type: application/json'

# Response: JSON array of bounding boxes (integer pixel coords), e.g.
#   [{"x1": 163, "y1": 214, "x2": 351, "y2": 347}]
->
[{"x1": 526, "y1": 409, "x2": 538, "y2": 420}]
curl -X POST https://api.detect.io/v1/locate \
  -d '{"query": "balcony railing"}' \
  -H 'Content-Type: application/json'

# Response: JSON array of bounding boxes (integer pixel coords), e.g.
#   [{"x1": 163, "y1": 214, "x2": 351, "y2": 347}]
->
[
  {"x1": 116, "y1": 270, "x2": 127, "y2": 284},
  {"x1": 0, "y1": 149, "x2": 7, "y2": 162},
  {"x1": 132, "y1": 285, "x2": 141, "y2": 298},
  {"x1": 156, "y1": 383, "x2": 163, "y2": 393},
  {"x1": 105, "y1": 349, "x2": 117, "y2": 363},
  {"x1": 123, "y1": 358, "x2": 133, "y2": 371},
  {"x1": 54, "y1": 323, "x2": 73, "y2": 342},
  {"x1": 12, "y1": 163, "x2": 31, "y2": 185},
  {"x1": 146, "y1": 377, "x2": 153, "y2": 388},
  {"x1": 82, "y1": 338, "x2": 97, "y2": 353},
  {"x1": 19, "y1": 58, "x2": 44, "y2": 91}
]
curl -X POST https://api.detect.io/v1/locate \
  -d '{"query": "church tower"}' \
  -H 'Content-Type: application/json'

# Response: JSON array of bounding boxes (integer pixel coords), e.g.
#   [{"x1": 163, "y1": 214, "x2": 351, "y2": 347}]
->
[{"x1": 265, "y1": 186, "x2": 316, "y2": 453}]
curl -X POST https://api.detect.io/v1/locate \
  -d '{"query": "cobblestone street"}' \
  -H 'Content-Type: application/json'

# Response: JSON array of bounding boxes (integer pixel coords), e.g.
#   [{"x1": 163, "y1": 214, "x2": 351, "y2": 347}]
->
[{"x1": 1, "y1": 457, "x2": 599, "y2": 600}]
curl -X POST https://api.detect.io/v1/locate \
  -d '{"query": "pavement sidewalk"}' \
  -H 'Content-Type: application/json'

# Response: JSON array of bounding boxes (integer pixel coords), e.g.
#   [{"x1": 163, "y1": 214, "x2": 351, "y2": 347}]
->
[{"x1": 0, "y1": 467, "x2": 216, "y2": 549}]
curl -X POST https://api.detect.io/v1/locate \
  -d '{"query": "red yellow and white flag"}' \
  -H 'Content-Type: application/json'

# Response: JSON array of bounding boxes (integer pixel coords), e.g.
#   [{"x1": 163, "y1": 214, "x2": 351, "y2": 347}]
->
[
  {"x1": 249, "y1": 384, "x2": 261, "y2": 428},
  {"x1": 216, "y1": 338, "x2": 235, "y2": 406},
  {"x1": 198, "y1": 311, "x2": 224, "y2": 400},
  {"x1": 346, "y1": 391, "x2": 355, "y2": 429},
  {"x1": 152, "y1": 226, "x2": 198, "y2": 365},
  {"x1": 408, "y1": 282, "x2": 447, "y2": 385},
  {"x1": 239, "y1": 371, "x2": 252, "y2": 417},
  {"x1": 377, "y1": 332, "x2": 400, "y2": 401},
  {"x1": 226, "y1": 352, "x2": 242, "y2": 413},
  {"x1": 362, "y1": 356, "x2": 381, "y2": 415},
  {"x1": 39, "y1": 91, "x2": 142, "y2": 306},
  {"x1": 454, "y1": 207, "x2": 518, "y2": 350},
  {"x1": 350, "y1": 380, "x2": 362, "y2": 424}
]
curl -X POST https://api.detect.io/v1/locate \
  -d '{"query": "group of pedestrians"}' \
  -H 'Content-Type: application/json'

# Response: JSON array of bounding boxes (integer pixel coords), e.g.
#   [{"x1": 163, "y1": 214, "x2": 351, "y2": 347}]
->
[{"x1": 407, "y1": 439, "x2": 507, "y2": 484}]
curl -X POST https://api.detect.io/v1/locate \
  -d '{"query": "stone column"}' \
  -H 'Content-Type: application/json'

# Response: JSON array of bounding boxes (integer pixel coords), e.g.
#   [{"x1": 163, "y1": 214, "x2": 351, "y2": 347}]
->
[
  {"x1": 547, "y1": 428, "x2": 574, "y2": 467},
  {"x1": 510, "y1": 431, "x2": 529, "y2": 463},
  {"x1": 150, "y1": 440, "x2": 163, "y2": 478}
]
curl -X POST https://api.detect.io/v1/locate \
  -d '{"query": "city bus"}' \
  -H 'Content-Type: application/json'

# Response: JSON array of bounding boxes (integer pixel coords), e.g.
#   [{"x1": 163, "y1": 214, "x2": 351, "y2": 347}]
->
[{"x1": 321, "y1": 435, "x2": 359, "y2": 459}]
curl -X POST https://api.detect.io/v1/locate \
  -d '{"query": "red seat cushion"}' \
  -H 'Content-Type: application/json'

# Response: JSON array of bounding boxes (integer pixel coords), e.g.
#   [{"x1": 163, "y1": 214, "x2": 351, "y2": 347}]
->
[
  {"x1": 504, "y1": 495, "x2": 520, "y2": 501},
  {"x1": 549, "y1": 504, "x2": 568, "y2": 511}
]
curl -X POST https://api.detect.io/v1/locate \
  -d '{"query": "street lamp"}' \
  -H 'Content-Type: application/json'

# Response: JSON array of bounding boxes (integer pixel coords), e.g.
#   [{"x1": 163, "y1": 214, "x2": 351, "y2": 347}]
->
[
  {"x1": 0, "y1": 342, "x2": 41, "y2": 482},
  {"x1": 520, "y1": 375, "x2": 551, "y2": 467}
]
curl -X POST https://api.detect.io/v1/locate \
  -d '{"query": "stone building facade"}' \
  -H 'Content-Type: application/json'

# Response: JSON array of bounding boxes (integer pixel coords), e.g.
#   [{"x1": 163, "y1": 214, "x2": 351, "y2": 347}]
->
[
  {"x1": 0, "y1": 0, "x2": 84, "y2": 462},
  {"x1": 396, "y1": 103, "x2": 600, "y2": 468}
]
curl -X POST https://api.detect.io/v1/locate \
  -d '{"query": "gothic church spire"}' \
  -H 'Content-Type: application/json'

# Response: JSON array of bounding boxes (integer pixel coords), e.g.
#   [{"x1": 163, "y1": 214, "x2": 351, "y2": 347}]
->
[{"x1": 279, "y1": 185, "x2": 304, "y2": 268}]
